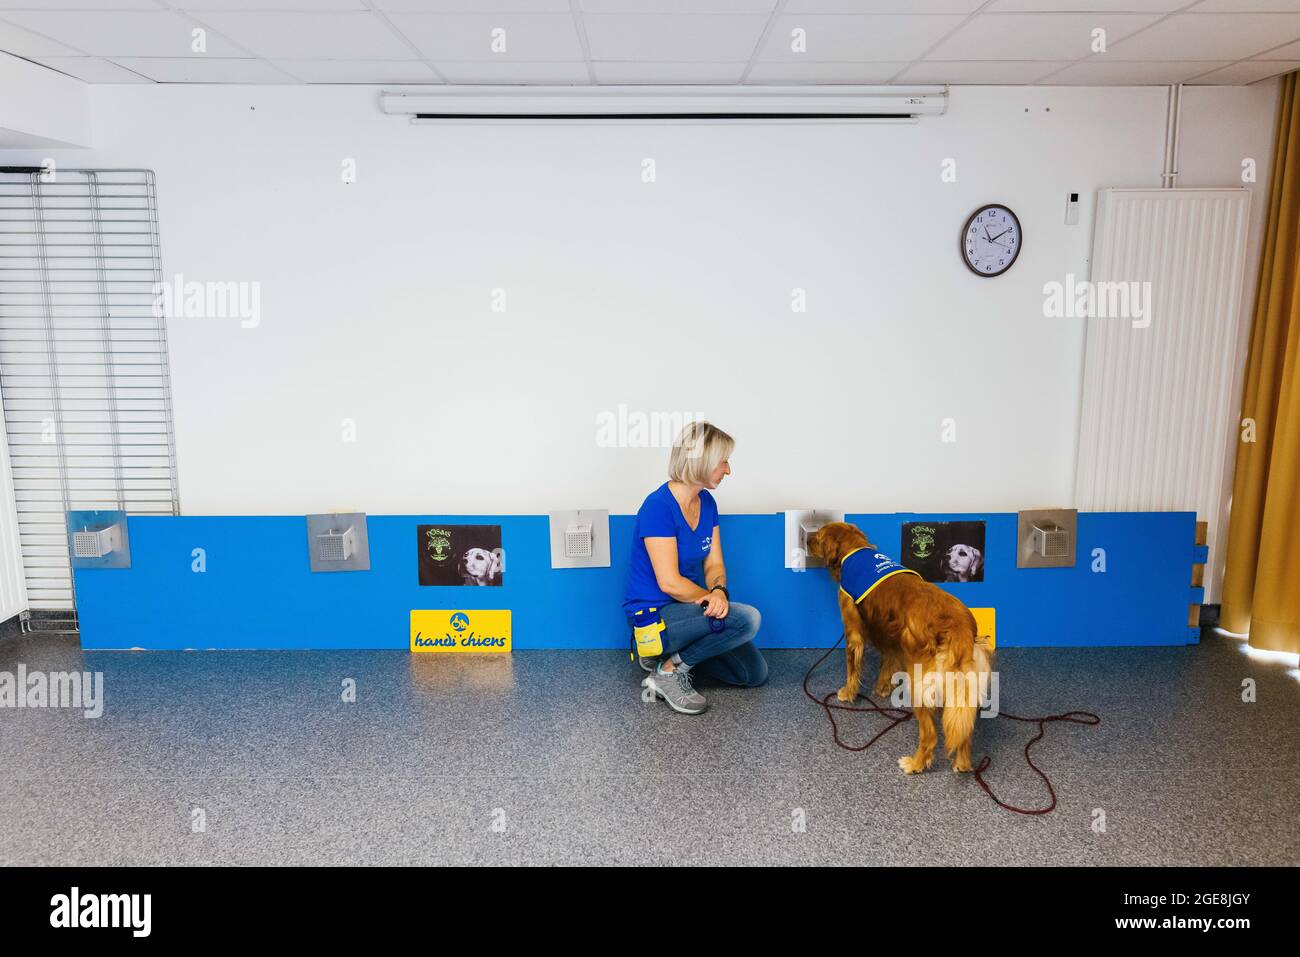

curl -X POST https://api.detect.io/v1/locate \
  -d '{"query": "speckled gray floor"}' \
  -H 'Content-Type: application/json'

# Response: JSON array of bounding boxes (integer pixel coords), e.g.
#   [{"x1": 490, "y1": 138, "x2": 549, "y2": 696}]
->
[{"x1": 1, "y1": 630, "x2": 1297, "y2": 866}]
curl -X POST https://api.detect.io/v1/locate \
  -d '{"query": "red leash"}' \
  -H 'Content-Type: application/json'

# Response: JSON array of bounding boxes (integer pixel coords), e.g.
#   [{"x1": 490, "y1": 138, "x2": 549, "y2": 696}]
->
[{"x1": 802, "y1": 635, "x2": 1100, "y2": 816}]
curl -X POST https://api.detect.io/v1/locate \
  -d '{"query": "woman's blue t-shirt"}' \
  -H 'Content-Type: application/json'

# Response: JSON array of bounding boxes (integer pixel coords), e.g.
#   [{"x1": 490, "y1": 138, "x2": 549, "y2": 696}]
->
[{"x1": 623, "y1": 482, "x2": 718, "y2": 616}]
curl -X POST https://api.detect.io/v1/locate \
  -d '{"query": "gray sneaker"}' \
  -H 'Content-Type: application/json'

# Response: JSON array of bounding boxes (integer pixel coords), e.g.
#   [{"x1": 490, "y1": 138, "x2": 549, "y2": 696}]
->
[{"x1": 642, "y1": 664, "x2": 708, "y2": 715}]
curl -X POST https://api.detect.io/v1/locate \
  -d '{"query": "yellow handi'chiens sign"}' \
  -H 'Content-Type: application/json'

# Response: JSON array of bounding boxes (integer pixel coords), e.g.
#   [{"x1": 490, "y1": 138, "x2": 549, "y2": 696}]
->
[{"x1": 410, "y1": 610, "x2": 511, "y2": 653}]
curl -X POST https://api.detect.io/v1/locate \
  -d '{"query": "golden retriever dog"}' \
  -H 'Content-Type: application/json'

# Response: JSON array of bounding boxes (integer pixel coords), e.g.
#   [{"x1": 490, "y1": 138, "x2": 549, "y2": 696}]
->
[{"x1": 806, "y1": 522, "x2": 992, "y2": 774}]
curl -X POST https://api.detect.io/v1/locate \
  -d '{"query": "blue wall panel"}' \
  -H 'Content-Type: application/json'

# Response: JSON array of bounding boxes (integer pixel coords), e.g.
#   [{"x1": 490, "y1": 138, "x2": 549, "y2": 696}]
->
[{"x1": 73, "y1": 511, "x2": 1199, "y2": 650}]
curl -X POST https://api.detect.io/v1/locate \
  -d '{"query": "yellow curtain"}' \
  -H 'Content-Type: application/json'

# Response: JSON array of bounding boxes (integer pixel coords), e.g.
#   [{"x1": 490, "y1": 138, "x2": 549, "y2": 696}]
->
[{"x1": 1221, "y1": 73, "x2": 1300, "y2": 654}]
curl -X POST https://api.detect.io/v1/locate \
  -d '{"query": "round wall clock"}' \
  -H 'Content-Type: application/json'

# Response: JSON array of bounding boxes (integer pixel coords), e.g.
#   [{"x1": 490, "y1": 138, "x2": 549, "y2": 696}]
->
[{"x1": 961, "y1": 204, "x2": 1021, "y2": 277}]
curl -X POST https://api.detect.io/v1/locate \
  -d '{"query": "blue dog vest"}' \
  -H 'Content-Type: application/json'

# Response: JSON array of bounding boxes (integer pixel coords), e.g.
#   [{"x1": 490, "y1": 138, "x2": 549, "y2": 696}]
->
[{"x1": 839, "y1": 548, "x2": 920, "y2": 603}]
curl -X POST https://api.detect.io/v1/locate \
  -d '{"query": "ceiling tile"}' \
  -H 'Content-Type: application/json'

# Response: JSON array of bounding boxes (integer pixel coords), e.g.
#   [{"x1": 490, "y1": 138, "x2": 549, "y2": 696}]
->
[
  {"x1": 1, "y1": 11, "x2": 246, "y2": 57},
  {"x1": 434, "y1": 60, "x2": 589, "y2": 83},
  {"x1": 783, "y1": 1, "x2": 984, "y2": 11},
  {"x1": 0, "y1": 1, "x2": 164, "y2": 8},
  {"x1": 192, "y1": 12, "x2": 413, "y2": 59},
  {"x1": 1045, "y1": 59, "x2": 1232, "y2": 84},
  {"x1": 376, "y1": 0, "x2": 571, "y2": 10},
  {"x1": 0, "y1": 18, "x2": 82, "y2": 56},
  {"x1": 744, "y1": 60, "x2": 908, "y2": 83},
  {"x1": 591, "y1": 61, "x2": 747, "y2": 83},
  {"x1": 173, "y1": 0, "x2": 367, "y2": 10},
  {"x1": 34, "y1": 56, "x2": 154, "y2": 83},
  {"x1": 273, "y1": 59, "x2": 441, "y2": 83},
  {"x1": 583, "y1": 13, "x2": 769, "y2": 61},
  {"x1": 987, "y1": 1, "x2": 1185, "y2": 10},
  {"x1": 108, "y1": 56, "x2": 294, "y2": 82},
  {"x1": 387, "y1": 13, "x2": 582, "y2": 60},
  {"x1": 898, "y1": 59, "x2": 1071, "y2": 83},
  {"x1": 579, "y1": 0, "x2": 775, "y2": 10},
  {"x1": 1188, "y1": 2, "x2": 1300, "y2": 11},
  {"x1": 758, "y1": 14, "x2": 964, "y2": 61},
  {"x1": 1187, "y1": 59, "x2": 1300, "y2": 83},
  {"x1": 1256, "y1": 36, "x2": 1300, "y2": 56},
  {"x1": 929, "y1": 13, "x2": 1160, "y2": 60},
  {"x1": 1110, "y1": 12, "x2": 1300, "y2": 58}
]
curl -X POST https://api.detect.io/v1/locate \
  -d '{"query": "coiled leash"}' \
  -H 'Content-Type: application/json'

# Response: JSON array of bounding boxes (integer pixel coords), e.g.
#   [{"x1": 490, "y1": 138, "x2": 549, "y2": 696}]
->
[{"x1": 802, "y1": 634, "x2": 1101, "y2": 816}]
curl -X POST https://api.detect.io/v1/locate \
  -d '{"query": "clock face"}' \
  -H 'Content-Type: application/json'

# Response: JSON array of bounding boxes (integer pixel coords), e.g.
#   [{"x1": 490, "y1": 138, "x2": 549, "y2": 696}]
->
[{"x1": 962, "y1": 204, "x2": 1021, "y2": 277}]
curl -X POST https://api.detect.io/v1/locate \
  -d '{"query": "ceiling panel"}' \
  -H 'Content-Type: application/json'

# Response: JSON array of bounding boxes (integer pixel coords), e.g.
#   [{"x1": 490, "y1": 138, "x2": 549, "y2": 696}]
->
[
  {"x1": 583, "y1": 13, "x2": 769, "y2": 61},
  {"x1": 928, "y1": 13, "x2": 1161, "y2": 60},
  {"x1": 0, "y1": 10, "x2": 247, "y2": 57},
  {"x1": 386, "y1": 13, "x2": 583, "y2": 60},
  {"x1": 987, "y1": 1, "x2": 1188, "y2": 10},
  {"x1": 191, "y1": 11, "x2": 415, "y2": 59},
  {"x1": 757, "y1": 15, "x2": 964, "y2": 61},
  {"x1": 36, "y1": 56, "x2": 153, "y2": 83},
  {"x1": 108, "y1": 56, "x2": 294, "y2": 82},
  {"x1": 434, "y1": 60, "x2": 590, "y2": 83},
  {"x1": 1045, "y1": 58, "x2": 1232, "y2": 84},
  {"x1": 745, "y1": 60, "x2": 908, "y2": 83},
  {"x1": 1109, "y1": 12, "x2": 1300, "y2": 58},
  {"x1": 273, "y1": 59, "x2": 441, "y2": 83},
  {"x1": 0, "y1": 18, "x2": 81, "y2": 56},
  {"x1": 592, "y1": 61, "x2": 747, "y2": 83},
  {"x1": 898, "y1": 59, "x2": 1071, "y2": 83},
  {"x1": 1187, "y1": 58, "x2": 1300, "y2": 82},
  {"x1": 4, "y1": 3, "x2": 1300, "y2": 85}
]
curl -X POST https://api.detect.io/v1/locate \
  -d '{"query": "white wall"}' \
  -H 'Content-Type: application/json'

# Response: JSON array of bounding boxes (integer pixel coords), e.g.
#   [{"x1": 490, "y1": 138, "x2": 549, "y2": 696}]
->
[{"x1": 0, "y1": 83, "x2": 1277, "y2": 582}]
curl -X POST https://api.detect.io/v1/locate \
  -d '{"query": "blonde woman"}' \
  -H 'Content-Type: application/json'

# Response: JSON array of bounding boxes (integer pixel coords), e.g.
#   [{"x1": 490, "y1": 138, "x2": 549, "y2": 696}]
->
[{"x1": 623, "y1": 422, "x2": 767, "y2": 715}]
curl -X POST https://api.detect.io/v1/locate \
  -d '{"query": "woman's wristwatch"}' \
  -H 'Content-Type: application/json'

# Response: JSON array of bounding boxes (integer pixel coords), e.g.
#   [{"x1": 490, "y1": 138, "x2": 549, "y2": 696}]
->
[{"x1": 710, "y1": 585, "x2": 729, "y2": 600}]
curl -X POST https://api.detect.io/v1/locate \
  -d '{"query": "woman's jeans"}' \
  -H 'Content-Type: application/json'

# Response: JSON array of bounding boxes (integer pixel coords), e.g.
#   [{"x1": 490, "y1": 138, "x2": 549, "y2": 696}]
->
[{"x1": 657, "y1": 600, "x2": 768, "y2": 687}]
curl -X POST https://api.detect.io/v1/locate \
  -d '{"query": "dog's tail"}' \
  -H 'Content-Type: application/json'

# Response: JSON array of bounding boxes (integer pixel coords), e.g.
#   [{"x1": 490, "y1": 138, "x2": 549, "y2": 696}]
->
[{"x1": 941, "y1": 625, "x2": 993, "y2": 763}]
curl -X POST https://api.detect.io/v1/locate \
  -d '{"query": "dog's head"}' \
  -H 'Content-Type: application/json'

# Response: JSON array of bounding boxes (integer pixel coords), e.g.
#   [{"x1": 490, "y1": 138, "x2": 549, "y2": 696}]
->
[
  {"x1": 943, "y1": 543, "x2": 982, "y2": 581},
  {"x1": 459, "y1": 546, "x2": 501, "y2": 583},
  {"x1": 805, "y1": 522, "x2": 872, "y2": 581}
]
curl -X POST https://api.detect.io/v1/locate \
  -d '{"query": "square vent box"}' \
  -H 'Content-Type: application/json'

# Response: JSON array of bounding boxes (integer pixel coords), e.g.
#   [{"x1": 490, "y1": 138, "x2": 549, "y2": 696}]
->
[
  {"x1": 1017, "y1": 508, "x2": 1078, "y2": 568},
  {"x1": 306, "y1": 513, "x2": 370, "y2": 572},
  {"x1": 784, "y1": 509, "x2": 844, "y2": 569},
  {"x1": 549, "y1": 510, "x2": 609, "y2": 568},
  {"x1": 66, "y1": 510, "x2": 131, "y2": 569}
]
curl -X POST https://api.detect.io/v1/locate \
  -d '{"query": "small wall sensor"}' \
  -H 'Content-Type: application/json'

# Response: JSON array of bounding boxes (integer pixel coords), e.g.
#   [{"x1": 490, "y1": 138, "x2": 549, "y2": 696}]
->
[
  {"x1": 564, "y1": 522, "x2": 593, "y2": 559},
  {"x1": 72, "y1": 524, "x2": 122, "y2": 559},
  {"x1": 66, "y1": 509, "x2": 131, "y2": 569},
  {"x1": 549, "y1": 510, "x2": 610, "y2": 568},
  {"x1": 306, "y1": 513, "x2": 370, "y2": 572},
  {"x1": 1065, "y1": 192, "x2": 1080, "y2": 226},
  {"x1": 317, "y1": 526, "x2": 357, "y2": 563}
]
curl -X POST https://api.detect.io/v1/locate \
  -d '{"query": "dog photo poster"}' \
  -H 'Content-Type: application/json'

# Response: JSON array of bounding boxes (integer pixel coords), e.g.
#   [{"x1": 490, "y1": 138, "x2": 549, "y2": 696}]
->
[
  {"x1": 417, "y1": 524, "x2": 504, "y2": 586},
  {"x1": 901, "y1": 521, "x2": 985, "y2": 583}
]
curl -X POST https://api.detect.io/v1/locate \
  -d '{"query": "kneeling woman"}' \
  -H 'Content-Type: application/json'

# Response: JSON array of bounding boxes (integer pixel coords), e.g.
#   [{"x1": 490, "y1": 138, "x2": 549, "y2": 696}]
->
[{"x1": 623, "y1": 422, "x2": 767, "y2": 715}]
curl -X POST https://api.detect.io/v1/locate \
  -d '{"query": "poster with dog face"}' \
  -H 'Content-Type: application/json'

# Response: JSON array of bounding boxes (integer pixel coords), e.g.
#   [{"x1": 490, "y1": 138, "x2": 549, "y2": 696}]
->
[
  {"x1": 901, "y1": 521, "x2": 985, "y2": 583},
  {"x1": 417, "y1": 524, "x2": 503, "y2": 587}
]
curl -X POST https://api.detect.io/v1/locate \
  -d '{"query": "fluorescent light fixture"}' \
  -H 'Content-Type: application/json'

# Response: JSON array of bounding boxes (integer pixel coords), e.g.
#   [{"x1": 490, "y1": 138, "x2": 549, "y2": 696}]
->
[{"x1": 382, "y1": 86, "x2": 947, "y2": 124}]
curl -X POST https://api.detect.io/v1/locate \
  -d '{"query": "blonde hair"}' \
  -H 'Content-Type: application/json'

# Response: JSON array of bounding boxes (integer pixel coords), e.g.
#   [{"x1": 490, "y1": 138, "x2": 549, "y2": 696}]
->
[{"x1": 668, "y1": 421, "x2": 734, "y2": 486}]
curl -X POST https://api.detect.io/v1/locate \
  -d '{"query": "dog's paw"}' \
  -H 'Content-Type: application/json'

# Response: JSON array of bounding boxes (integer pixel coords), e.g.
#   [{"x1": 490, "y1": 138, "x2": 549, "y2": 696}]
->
[
  {"x1": 898, "y1": 755, "x2": 930, "y2": 774},
  {"x1": 872, "y1": 680, "x2": 892, "y2": 699},
  {"x1": 951, "y1": 758, "x2": 973, "y2": 773},
  {"x1": 836, "y1": 685, "x2": 857, "y2": 703}
]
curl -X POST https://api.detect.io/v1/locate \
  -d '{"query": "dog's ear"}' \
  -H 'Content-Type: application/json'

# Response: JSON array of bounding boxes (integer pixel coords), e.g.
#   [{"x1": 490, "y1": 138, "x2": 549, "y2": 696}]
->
[{"x1": 970, "y1": 547, "x2": 982, "y2": 578}]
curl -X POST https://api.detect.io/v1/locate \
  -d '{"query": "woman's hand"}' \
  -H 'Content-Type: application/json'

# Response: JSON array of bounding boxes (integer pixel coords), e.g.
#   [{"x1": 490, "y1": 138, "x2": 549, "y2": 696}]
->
[{"x1": 700, "y1": 589, "x2": 729, "y2": 619}]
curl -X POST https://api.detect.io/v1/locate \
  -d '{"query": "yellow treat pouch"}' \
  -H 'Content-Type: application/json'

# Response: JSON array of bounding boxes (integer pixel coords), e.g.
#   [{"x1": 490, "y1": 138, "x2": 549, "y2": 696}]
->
[{"x1": 632, "y1": 607, "x2": 666, "y2": 658}]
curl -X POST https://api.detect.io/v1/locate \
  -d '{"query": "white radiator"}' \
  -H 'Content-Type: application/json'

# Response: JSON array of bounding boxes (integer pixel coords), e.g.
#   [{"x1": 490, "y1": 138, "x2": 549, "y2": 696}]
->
[
  {"x1": 1075, "y1": 187, "x2": 1252, "y2": 601},
  {"x1": 0, "y1": 388, "x2": 26, "y2": 626}
]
